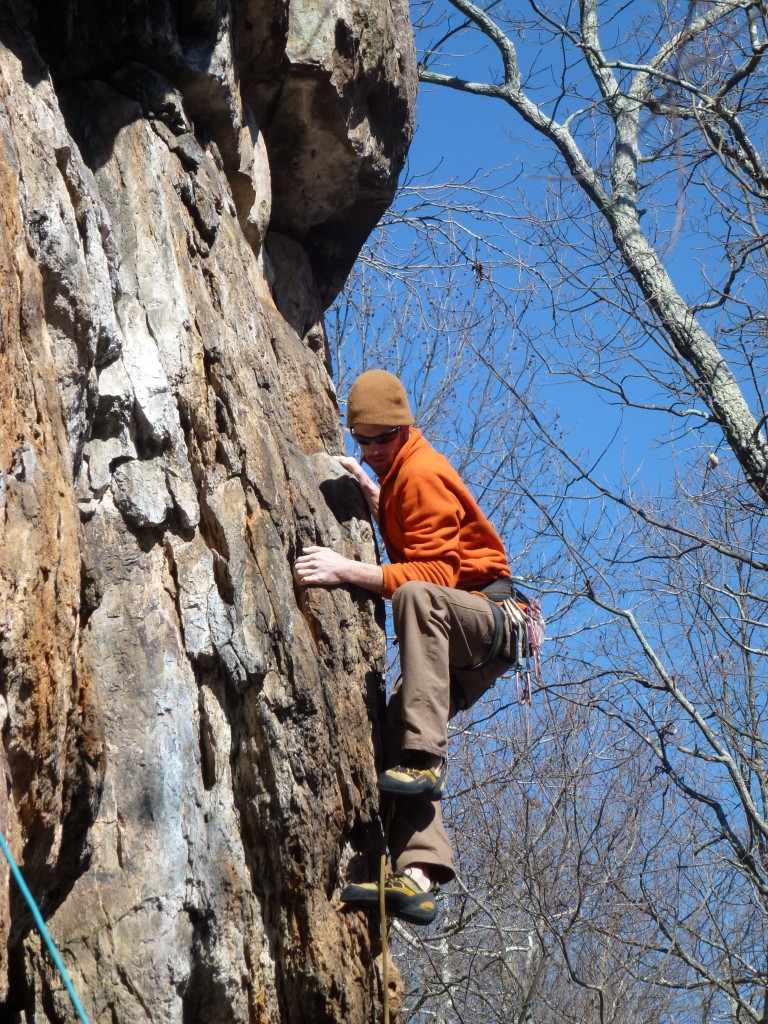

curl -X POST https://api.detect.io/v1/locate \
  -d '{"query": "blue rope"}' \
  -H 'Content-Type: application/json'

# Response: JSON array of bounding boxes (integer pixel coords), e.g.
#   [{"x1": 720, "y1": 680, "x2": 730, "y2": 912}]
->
[{"x1": 0, "y1": 829, "x2": 91, "y2": 1024}]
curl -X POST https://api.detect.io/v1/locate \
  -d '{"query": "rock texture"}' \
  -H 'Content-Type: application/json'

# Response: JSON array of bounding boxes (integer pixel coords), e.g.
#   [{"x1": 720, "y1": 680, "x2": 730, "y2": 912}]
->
[{"x1": 0, "y1": 0, "x2": 415, "y2": 1020}]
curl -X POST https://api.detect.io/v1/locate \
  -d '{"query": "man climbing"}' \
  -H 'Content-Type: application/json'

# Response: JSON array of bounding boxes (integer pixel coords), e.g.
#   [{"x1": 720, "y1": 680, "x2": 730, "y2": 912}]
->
[{"x1": 293, "y1": 369, "x2": 524, "y2": 926}]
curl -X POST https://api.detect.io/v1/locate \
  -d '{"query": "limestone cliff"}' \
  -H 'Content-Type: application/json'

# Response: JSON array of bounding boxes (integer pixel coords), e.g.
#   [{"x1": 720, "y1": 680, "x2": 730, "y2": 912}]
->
[{"x1": 0, "y1": 0, "x2": 415, "y2": 1020}]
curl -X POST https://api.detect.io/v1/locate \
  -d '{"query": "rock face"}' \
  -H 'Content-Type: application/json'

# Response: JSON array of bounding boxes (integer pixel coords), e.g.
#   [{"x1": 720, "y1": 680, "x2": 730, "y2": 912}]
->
[{"x1": 0, "y1": 1, "x2": 415, "y2": 1021}]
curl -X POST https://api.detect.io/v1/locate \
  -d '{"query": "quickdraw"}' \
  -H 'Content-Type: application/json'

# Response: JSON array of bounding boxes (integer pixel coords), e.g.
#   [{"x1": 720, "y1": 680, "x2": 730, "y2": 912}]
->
[{"x1": 500, "y1": 595, "x2": 545, "y2": 707}]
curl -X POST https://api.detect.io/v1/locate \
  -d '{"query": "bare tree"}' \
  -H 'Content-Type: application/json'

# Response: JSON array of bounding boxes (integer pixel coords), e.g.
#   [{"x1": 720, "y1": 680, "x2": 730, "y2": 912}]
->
[
  {"x1": 330, "y1": 1, "x2": 768, "y2": 1019},
  {"x1": 416, "y1": 0, "x2": 768, "y2": 499},
  {"x1": 389, "y1": 687, "x2": 703, "y2": 1024}
]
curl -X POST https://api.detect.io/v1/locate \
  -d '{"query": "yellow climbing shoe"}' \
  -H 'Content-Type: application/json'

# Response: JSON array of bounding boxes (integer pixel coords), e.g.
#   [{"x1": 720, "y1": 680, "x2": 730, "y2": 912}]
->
[
  {"x1": 378, "y1": 764, "x2": 445, "y2": 799},
  {"x1": 341, "y1": 872, "x2": 438, "y2": 925}
]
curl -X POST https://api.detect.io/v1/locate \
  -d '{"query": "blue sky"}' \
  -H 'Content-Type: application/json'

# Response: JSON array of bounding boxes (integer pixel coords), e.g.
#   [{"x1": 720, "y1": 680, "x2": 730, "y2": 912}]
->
[{"x1": 389, "y1": 79, "x2": 675, "y2": 488}]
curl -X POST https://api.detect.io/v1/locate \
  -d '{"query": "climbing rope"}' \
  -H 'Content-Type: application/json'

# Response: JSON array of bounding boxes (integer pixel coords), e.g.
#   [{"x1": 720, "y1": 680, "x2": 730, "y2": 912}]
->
[
  {"x1": 379, "y1": 800, "x2": 395, "y2": 1024},
  {"x1": 0, "y1": 829, "x2": 91, "y2": 1024}
]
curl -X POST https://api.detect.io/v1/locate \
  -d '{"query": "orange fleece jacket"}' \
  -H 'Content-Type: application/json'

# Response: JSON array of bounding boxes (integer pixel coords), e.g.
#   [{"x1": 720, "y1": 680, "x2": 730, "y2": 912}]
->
[{"x1": 378, "y1": 429, "x2": 511, "y2": 599}]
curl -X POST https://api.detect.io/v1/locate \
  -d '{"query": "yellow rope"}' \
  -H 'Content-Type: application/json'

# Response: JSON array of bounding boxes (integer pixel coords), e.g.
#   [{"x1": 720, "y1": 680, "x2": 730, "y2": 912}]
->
[{"x1": 380, "y1": 800, "x2": 395, "y2": 1024}]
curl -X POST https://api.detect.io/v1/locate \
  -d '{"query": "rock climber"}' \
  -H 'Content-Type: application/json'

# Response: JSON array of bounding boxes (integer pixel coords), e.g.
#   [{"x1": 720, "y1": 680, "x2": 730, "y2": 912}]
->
[{"x1": 293, "y1": 369, "x2": 523, "y2": 925}]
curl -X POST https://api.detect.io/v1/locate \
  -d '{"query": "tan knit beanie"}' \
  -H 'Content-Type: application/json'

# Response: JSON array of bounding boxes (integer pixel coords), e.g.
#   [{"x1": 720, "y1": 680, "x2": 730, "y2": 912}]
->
[{"x1": 346, "y1": 370, "x2": 414, "y2": 428}]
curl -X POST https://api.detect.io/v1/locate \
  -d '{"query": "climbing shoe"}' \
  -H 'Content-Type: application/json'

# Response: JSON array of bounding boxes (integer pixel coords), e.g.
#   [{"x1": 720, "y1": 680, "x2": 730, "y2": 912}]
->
[
  {"x1": 341, "y1": 872, "x2": 438, "y2": 925},
  {"x1": 378, "y1": 763, "x2": 445, "y2": 799}
]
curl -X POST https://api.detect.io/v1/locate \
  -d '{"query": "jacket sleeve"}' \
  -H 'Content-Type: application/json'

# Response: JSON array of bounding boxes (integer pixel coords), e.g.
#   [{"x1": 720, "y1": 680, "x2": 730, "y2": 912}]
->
[{"x1": 380, "y1": 471, "x2": 463, "y2": 598}]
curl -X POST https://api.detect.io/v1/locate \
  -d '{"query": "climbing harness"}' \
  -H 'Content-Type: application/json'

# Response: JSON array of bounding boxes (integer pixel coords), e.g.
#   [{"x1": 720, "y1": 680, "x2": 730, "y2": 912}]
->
[
  {"x1": 0, "y1": 829, "x2": 91, "y2": 1024},
  {"x1": 468, "y1": 580, "x2": 546, "y2": 707}
]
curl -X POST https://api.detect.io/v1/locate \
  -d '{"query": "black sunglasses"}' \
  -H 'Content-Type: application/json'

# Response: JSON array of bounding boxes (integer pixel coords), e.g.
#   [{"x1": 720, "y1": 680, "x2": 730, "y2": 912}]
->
[{"x1": 350, "y1": 426, "x2": 402, "y2": 446}]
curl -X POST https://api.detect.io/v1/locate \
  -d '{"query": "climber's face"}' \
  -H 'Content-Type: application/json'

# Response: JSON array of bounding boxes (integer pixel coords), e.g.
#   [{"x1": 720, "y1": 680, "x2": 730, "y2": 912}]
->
[{"x1": 351, "y1": 423, "x2": 409, "y2": 478}]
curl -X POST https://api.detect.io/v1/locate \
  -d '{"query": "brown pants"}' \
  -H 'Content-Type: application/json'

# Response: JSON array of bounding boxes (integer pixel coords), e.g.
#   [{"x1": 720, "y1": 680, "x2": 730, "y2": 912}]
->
[{"x1": 385, "y1": 580, "x2": 513, "y2": 884}]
